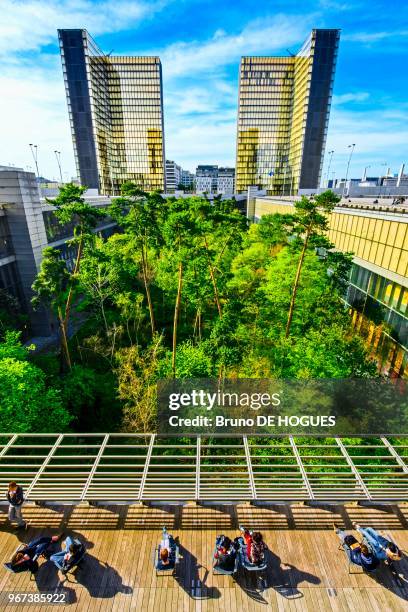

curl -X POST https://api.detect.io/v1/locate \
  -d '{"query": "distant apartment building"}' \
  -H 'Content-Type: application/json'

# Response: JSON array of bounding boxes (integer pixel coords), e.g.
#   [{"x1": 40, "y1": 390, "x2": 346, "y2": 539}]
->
[
  {"x1": 165, "y1": 160, "x2": 182, "y2": 192},
  {"x1": 195, "y1": 165, "x2": 235, "y2": 194},
  {"x1": 0, "y1": 167, "x2": 115, "y2": 337},
  {"x1": 217, "y1": 167, "x2": 235, "y2": 195},
  {"x1": 58, "y1": 29, "x2": 166, "y2": 196},
  {"x1": 236, "y1": 29, "x2": 340, "y2": 196},
  {"x1": 250, "y1": 194, "x2": 408, "y2": 378},
  {"x1": 180, "y1": 170, "x2": 195, "y2": 190},
  {"x1": 196, "y1": 165, "x2": 218, "y2": 194}
]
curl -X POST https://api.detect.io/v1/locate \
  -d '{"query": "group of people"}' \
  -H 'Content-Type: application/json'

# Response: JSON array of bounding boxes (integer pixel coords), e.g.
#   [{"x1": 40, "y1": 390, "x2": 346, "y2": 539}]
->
[
  {"x1": 6, "y1": 534, "x2": 84, "y2": 575},
  {"x1": 5, "y1": 481, "x2": 404, "y2": 580},
  {"x1": 5, "y1": 481, "x2": 85, "y2": 576},
  {"x1": 335, "y1": 522, "x2": 402, "y2": 572},
  {"x1": 213, "y1": 526, "x2": 267, "y2": 572}
]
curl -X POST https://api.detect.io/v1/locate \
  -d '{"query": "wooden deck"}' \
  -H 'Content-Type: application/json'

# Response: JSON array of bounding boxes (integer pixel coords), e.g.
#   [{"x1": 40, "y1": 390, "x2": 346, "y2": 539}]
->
[{"x1": 0, "y1": 502, "x2": 407, "y2": 611}]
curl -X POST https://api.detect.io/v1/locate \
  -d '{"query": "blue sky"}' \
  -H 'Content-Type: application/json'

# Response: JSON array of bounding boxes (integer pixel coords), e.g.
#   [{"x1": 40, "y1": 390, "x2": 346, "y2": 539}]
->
[{"x1": 0, "y1": 0, "x2": 407, "y2": 183}]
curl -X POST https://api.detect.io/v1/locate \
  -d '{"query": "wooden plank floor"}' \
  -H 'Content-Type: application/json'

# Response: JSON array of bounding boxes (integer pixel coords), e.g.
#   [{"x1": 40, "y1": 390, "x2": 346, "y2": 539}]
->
[{"x1": 0, "y1": 503, "x2": 407, "y2": 611}]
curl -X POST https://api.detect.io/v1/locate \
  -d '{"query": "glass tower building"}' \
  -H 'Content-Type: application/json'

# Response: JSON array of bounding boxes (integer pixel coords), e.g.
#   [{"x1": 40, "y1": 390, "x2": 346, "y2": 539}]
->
[
  {"x1": 236, "y1": 29, "x2": 340, "y2": 195},
  {"x1": 58, "y1": 29, "x2": 166, "y2": 195}
]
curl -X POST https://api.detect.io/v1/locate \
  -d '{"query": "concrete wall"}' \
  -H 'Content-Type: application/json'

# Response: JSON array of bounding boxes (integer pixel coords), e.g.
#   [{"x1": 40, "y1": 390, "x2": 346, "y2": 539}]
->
[{"x1": 0, "y1": 169, "x2": 51, "y2": 335}]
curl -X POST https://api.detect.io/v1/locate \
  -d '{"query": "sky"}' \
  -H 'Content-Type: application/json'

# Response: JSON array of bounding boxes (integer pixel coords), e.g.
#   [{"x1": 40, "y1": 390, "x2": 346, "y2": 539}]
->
[{"x1": 0, "y1": 0, "x2": 407, "y2": 183}]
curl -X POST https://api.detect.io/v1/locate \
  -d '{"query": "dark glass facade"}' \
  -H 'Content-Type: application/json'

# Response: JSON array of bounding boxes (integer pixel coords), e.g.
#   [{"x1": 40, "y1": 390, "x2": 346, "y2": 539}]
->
[
  {"x1": 0, "y1": 216, "x2": 13, "y2": 259},
  {"x1": 43, "y1": 208, "x2": 115, "y2": 244},
  {"x1": 299, "y1": 29, "x2": 339, "y2": 189},
  {"x1": 236, "y1": 29, "x2": 339, "y2": 195},
  {"x1": 58, "y1": 30, "x2": 99, "y2": 190},
  {"x1": 59, "y1": 29, "x2": 166, "y2": 195},
  {"x1": 0, "y1": 261, "x2": 23, "y2": 302}
]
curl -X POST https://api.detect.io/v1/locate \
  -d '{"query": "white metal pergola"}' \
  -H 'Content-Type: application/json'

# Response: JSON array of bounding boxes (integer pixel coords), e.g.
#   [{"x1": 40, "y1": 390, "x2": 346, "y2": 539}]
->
[{"x1": 0, "y1": 434, "x2": 407, "y2": 504}]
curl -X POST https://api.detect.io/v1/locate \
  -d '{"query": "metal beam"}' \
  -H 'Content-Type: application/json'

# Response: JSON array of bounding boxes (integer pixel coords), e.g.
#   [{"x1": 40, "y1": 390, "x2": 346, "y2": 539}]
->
[
  {"x1": 289, "y1": 436, "x2": 314, "y2": 500},
  {"x1": 335, "y1": 437, "x2": 372, "y2": 500},
  {"x1": 25, "y1": 434, "x2": 64, "y2": 498},
  {"x1": 195, "y1": 436, "x2": 201, "y2": 500},
  {"x1": 0, "y1": 434, "x2": 405, "y2": 503},
  {"x1": 138, "y1": 434, "x2": 156, "y2": 501},
  {"x1": 243, "y1": 436, "x2": 257, "y2": 500},
  {"x1": 0, "y1": 434, "x2": 17, "y2": 457},
  {"x1": 81, "y1": 434, "x2": 110, "y2": 501},
  {"x1": 381, "y1": 437, "x2": 408, "y2": 473}
]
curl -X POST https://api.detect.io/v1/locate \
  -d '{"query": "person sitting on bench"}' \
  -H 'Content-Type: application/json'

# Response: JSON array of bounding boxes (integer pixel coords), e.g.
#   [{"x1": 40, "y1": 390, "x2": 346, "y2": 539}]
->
[
  {"x1": 156, "y1": 533, "x2": 177, "y2": 570},
  {"x1": 214, "y1": 535, "x2": 236, "y2": 571},
  {"x1": 6, "y1": 534, "x2": 62, "y2": 573},
  {"x1": 353, "y1": 523, "x2": 402, "y2": 563},
  {"x1": 50, "y1": 536, "x2": 84, "y2": 574},
  {"x1": 334, "y1": 525, "x2": 379, "y2": 572},
  {"x1": 239, "y1": 526, "x2": 266, "y2": 565}
]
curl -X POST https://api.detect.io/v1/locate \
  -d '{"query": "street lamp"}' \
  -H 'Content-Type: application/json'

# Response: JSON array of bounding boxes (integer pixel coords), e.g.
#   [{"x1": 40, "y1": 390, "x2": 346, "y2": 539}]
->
[
  {"x1": 326, "y1": 150, "x2": 334, "y2": 187},
  {"x1": 54, "y1": 150, "x2": 63, "y2": 183},
  {"x1": 342, "y1": 143, "x2": 356, "y2": 198},
  {"x1": 29, "y1": 144, "x2": 40, "y2": 178}
]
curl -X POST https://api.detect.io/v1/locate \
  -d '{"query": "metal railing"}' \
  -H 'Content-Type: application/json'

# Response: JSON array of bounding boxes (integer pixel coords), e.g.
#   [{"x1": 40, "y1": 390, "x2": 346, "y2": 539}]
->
[{"x1": 0, "y1": 434, "x2": 406, "y2": 504}]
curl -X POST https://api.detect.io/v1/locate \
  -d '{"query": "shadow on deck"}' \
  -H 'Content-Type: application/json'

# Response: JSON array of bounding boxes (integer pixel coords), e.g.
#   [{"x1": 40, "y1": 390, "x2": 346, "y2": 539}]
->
[{"x1": 0, "y1": 503, "x2": 407, "y2": 610}]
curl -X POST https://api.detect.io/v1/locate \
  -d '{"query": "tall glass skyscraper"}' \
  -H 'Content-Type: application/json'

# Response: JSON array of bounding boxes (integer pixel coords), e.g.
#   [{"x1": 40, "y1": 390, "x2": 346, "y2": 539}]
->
[
  {"x1": 236, "y1": 29, "x2": 340, "y2": 195},
  {"x1": 58, "y1": 29, "x2": 166, "y2": 195}
]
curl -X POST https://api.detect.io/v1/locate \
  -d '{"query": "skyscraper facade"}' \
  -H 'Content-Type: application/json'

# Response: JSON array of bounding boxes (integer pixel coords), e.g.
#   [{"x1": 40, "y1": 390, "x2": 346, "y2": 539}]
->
[
  {"x1": 58, "y1": 29, "x2": 166, "y2": 195},
  {"x1": 235, "y1": 29, "x2": 340, "y2": 195}
]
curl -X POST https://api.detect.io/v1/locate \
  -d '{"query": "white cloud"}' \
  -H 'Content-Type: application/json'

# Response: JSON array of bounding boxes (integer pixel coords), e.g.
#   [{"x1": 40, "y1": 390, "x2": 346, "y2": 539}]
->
[
  {"x1": 324, "y1": 107, "x2": 408, "y2": 179},
  {"x1": 1, "y1": 7, "x2": 406, "y2": 180},
  {"x1": 165, "y1": 114, "x2": 237, "y2": 171},
  {"x1": 332, "y1": 92, "x2": 369, "y2": 104},
  {"x1": 0, "y1": 61, "x2": 75, "y2": 179},
  {"x1": 0, "y1": 0, "x2": 171, "y2": 177},
  {"x1": 0, "y1": 0, "x2": 169, "y2": 56},
  {"x1": 153, "y1": 14, "x2": 312, "y2": 78},
  {"x1": 343, "y1": 30, "x2": 408, "y2": 43}
]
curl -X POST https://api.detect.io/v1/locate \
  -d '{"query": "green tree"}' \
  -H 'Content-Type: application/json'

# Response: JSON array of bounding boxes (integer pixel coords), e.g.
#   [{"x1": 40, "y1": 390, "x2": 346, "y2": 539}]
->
[
  {"x1": 158, "y1": 340, "x2": 216, "y2": 378},
  {"x1": 285, "y1": 190, "x2": 340, "y2": 337},
  {"x1": 32, "y1": 183, "x2": 106, "y2": 369},
  {"x1": 0, "y1": 331, "x2": 71, "y2": 432},
  {"x1": 32, "y1": 247, "x2": 71, "y2": 368},
  {"x1": 117, "y1": 336, "x2": 163, "y2": 433},
  {"x1": 0, "y1": 289, "x2": 27, "y2": 337},
  {"x1": 160, "y1": 199, "x2": 197, "y2": 377},
  {"x1": 109, "y1": 184, "x2": 163, "y2": 336}
]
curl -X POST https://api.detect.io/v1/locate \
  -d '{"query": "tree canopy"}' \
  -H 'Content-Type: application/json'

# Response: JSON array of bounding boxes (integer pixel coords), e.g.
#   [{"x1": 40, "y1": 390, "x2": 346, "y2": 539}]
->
[{"x1": 0, "y1": 188, "x2": 378, "y2": 434}]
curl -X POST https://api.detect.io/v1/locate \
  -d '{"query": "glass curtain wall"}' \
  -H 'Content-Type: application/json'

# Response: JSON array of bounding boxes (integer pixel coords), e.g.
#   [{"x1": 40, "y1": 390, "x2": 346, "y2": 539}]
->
[{"x1": 236, "y1": 29, "x2": 339, "y2": 195}]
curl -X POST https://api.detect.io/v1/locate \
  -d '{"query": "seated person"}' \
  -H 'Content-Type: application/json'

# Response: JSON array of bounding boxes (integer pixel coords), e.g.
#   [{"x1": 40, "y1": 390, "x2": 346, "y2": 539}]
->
[
  {"x1": 334, "y1": 524, "x2": 379, "y2": 572},
  {"x1": 156, "y1": 534, "x2": 177, "y2": 570},
  {"x1": 239, "y1": 526, "x2": 266, "y2": 565},
  {"x1": 214, "y1": 535, "x2": 236, "y2": 571},
  {"x1": 6, "y1": 534, "x2": 62, "y2": 573},
  {"x1": 50, "y1": 536, "x2": 84, "y2": 574},
  {"x1": 353, "y1": 523, "x2": 402, "y2": 563}
]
